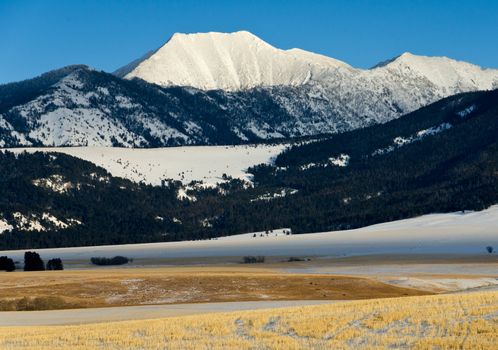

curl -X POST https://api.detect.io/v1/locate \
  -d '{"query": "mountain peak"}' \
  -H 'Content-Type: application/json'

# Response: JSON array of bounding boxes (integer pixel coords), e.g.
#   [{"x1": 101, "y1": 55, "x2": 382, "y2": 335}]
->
[
  {"x1": 170, "y1": 30, "x2": 259, "y2": 40},
  {"x1": 117, "y1": 31, "x2": 349, "y2": 90},
  {"x1": 370, "y1": 52, "x2": 416, "y2": 69}
]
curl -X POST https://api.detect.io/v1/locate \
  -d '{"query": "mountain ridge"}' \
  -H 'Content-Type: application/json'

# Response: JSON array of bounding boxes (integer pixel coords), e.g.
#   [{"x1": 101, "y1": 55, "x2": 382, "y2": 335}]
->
[
  {"x1": 118, "y1": 31, "x2": 498, "y2": 92},
  {"x1": 1, "y1": 31, "x2": 498, "y2": 148}
]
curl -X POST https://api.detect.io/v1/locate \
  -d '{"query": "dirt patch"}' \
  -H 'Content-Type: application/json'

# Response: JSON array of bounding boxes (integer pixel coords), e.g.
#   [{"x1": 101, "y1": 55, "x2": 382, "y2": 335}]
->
[{"x1": 0, "y1": 266, "x2": 428, "y2": 310}]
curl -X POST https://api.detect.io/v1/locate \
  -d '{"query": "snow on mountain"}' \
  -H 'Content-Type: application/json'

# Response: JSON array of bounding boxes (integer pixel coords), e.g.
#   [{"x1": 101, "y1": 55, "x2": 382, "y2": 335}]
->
[
  {"x1": 371, "y1": 52, "x2": 498, "y2": 93},
  {"x1": 1, "y1": 32, "x2": 498, "y2": 148},
  {"x1": 118, "y1": 31, "x2": 350, "y2": 90},
  {"x1": 120, "y1": 31, "x2": 498, "y2": 96}
]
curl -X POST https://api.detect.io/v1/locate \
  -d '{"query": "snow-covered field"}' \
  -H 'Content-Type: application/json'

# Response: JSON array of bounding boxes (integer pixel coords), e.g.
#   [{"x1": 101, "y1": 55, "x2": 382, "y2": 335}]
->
[
  {"x1": 2, "y1": 206, "x2": 497, "y2": 263},
  {"x1": 6, "y1": 144, "x2": 288, "y2": 185}
]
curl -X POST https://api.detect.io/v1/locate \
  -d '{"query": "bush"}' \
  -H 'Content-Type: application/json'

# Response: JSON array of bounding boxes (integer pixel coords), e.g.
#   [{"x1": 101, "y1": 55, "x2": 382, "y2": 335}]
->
[
  {"x1": 0, "y1": 296, "x2": 71, "y2": 311},
  {"x1": 288, "y1": 257, "x2": 305, "y2": 262},
  {"x1": 0, "y1": 256, "x2": 15, "y2": 272},
  {"x1": 90, "y1": 256, "x2": 130, "y2": 266},
  {"x1": 24, "y1": 251, "x2": 45, "y2": 271},
  {"x1": 242, "y1": 256, "x2": 265, "y2": 264},
  {"x1": 46, "y1": 258, "x2": 64, "y2": 270}
]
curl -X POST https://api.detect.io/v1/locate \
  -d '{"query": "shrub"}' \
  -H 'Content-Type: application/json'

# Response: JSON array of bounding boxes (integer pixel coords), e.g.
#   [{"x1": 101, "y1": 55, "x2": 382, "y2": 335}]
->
[
  {"x1": 90, "y1": 256, "x2": 130, "y2": 266},
  {"x1": 0, "y1": 256, "x2": 15, "y2": 272},
  {"x1": 242, "y1": 256, "x2": 265, "y2": 264},
  {"x1": 288, "y1": 257, "x2": 305, "y2": 262},
  {"x1": 0, "y1": 296, "x2": 71, "y2": 311},
  {"x1": 46, "y1": 258, "x2": 64, "y2": 270},
  {"x1": 24, "y1": 251, "x2": 45, "y2": 271}
]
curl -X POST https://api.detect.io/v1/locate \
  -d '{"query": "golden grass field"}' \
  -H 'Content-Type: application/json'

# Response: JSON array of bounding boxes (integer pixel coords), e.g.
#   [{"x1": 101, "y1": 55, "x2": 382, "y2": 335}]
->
[
  {"x1": 0, "y1": 266, "x2": 428, "y2": 310},
  {"x1": 1, "y1": 291, "x2": 497, "y2": 350}
]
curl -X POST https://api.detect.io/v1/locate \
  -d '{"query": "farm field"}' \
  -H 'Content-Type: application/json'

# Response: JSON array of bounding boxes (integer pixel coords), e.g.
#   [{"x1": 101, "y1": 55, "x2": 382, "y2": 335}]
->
[
  {"x1": 1, "y1": 291, "x2": 497, "y2": 350},
  {"x1": 0, "y1": 266, "x2": 428, "y2": 311}
]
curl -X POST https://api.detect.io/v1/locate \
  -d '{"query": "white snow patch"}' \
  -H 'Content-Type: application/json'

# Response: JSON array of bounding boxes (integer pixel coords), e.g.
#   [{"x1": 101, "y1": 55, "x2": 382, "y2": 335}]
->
[
  {"x1": 251, "y1": 188, "x2": 298, "y2": 202},
  {"x1": 373, "y1": 123, "x2": 452, "y2": 156},
  {"x1": 32, "y1": 175, "x2": 73, "y2": 193},
  {"x1": 0, "y1": 218, "x2": 13, "y2": 234},
  {"x1": 457, "y1": 104, "x2": 476, "y2": 118},
  {"x1": 177, "y1": 188, "x2": 197, "y2": 202},
  {"x1": 8, "y1": 144, "x2": 287, "y2": 186},
  {"x1": 13, "y1": 212, "x2": 45, "y2": 232},
  {"x1": 329, "y1": 154, "x2": 350, "y2": 167},
  {"x1": 42, "y1": 213, "x2": 68, "y2": 229},
  {"x1": 299, "y1": 162, "x2": 319, "y2": 171}
]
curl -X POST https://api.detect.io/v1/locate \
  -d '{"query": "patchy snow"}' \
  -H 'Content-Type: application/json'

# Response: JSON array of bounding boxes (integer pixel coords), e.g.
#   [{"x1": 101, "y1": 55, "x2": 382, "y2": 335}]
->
[
  {"x1": 200, "y1": 218, "x2": 213, "y2": 228},
  {"x1": 416, "y1": 123, "x2": 452, "y2": 137},
  {"x1": 329, "y1": 154, "x2": 350, "y2": 167},
  {"x1": 0, "y1": 218, "x2": 13, "y2": 234},
  {"x1": 299, "y1": 154, "x2": 349, "y2": 171},
  {"x1": 8, "y1": 144, "x2": 288, "y2": 186},
  {"x1": 251, "y1": 188, "x2": 298, "y2": 202},
  {"x1": 67, "y1": 218, "x2": 82, "y2": 226},
  {"x1": 32, "y1": 175, "x2": 73, "y2": 193},
  {"x1": 11, "y1": 212, "x2": 80, "y2": 232},
  {"x1": 177, "y1": 188, "x2": 197, "y2": 202},
  {"x1": 373, "y1": 123, "x2": 452, "y2": 156},
  {"x1": 299, "y1": 162, "x2": 319, "y2": 170},
  {"x1": 42, "y1": 213, "x2": 69, "y2": 229},
  {"x1": 8, "y1": 72, "x2": 146, "y2": 147},
  {"x1": 13, "y1": 212, "x2": 45, "y2": 232},
  {"x1": 457, "y1": 104, "x2": 477, "y2": 118}
]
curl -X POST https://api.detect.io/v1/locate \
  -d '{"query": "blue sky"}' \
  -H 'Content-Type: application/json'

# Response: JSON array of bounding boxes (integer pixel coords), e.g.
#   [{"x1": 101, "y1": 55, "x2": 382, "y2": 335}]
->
[{"x1": 1, "y1": 0, "x2": 497, "y2": 84}]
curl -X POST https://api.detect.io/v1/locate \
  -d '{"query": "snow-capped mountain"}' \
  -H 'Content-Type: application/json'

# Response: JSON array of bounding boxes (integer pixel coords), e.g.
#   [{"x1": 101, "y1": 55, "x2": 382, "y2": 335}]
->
[
  {"x1": 1, "y1": 31, "x2": 497, "y2": 147},
  {"x1": 119, "y1": 31, "x2": 498, "y2": 95},
  {"x1": 117, "y1": 31, "x2": 350, "y2": 90}
]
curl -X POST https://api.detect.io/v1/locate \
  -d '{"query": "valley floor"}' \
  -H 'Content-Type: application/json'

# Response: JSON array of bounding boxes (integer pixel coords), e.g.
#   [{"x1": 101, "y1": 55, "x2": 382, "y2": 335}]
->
[
  {"x1": 1, "y1": 256, "x2": 496, "y2": 349},
  {"x1": 1, "y1": 207, "x2": 497, "y2": 348},
  {"x1": 2, "y1": 291, "x2": 497, "y2": 349}
]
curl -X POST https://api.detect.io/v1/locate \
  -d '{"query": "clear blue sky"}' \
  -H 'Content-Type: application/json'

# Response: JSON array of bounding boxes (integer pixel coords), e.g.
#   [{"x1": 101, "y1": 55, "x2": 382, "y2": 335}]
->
[{"x1": 1, "y1": 0, "x2": 497, "y2": 84}]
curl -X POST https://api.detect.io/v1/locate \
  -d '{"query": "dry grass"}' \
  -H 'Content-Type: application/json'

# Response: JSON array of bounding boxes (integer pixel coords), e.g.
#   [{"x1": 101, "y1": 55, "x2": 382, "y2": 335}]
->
[
  {"x1": 0, "y1": 296, "x2": 72, "y2": 311},
  {"x1": 1, "y1": 291, "x2": 497, "y2": 349},
  {"x1": 0, "y1": 266, "x2": 427, "y2": 309}
]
